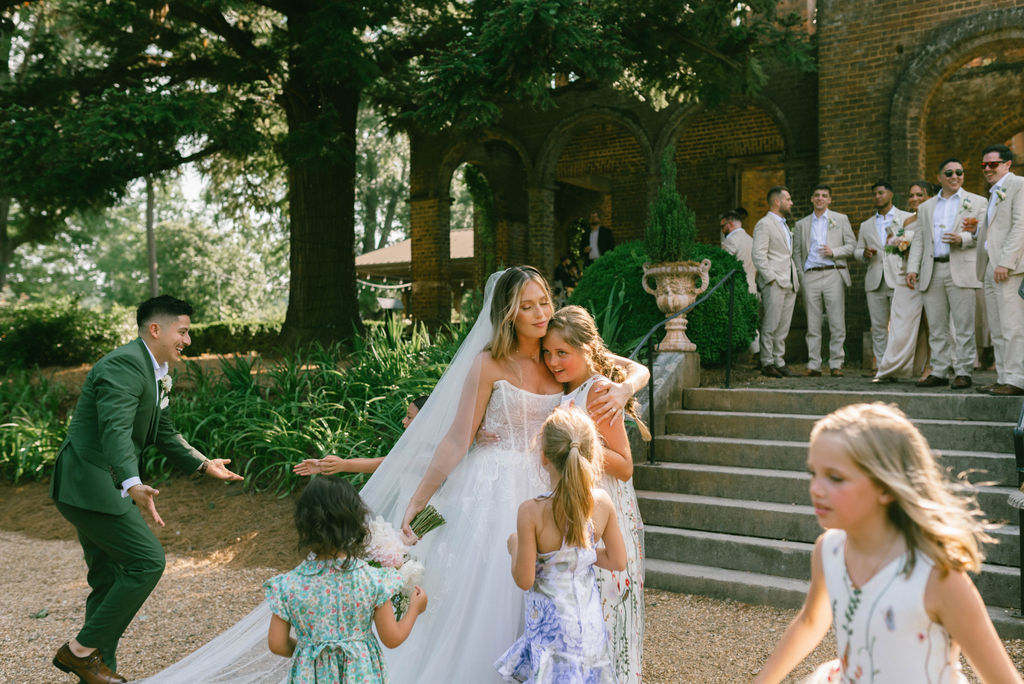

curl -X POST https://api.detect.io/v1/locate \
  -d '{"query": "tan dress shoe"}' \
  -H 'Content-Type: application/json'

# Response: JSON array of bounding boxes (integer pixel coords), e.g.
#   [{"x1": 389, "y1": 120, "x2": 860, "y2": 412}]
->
[
  {"x1": 989, "y1": 384, "x2": 1024, "y2": 396},
  {"x1": 53, "y1": 643, "x2": 127, "y2": 684}
]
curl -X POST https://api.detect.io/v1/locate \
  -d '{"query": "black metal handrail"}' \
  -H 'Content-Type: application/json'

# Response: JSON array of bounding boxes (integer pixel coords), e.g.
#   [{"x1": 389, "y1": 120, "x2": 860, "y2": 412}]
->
[
  {"x1": 1013, "y1": 402, "x2": 1024, "y2": 616},
  {"x1": 628, "y1": 267, "x2": 742, "y2": 465}
]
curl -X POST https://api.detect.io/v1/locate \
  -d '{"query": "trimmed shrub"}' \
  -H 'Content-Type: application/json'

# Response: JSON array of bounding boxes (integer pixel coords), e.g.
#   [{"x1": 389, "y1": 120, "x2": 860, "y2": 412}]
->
[
  {"x1": 0, "y1": 298, "x2": 134, "y2": 370},
  {"x1": 569, "y1": 240, "x2": 758, "y2": 365},
  {"x1": 187, "y1": 319, "x2": 283, "y2": 355}
]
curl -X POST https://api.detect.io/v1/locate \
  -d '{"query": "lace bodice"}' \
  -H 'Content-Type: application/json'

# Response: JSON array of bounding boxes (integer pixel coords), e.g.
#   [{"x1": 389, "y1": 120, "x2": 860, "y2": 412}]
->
[{"x1": 483, "y1": 379, "x2": 562, "y2": 452}]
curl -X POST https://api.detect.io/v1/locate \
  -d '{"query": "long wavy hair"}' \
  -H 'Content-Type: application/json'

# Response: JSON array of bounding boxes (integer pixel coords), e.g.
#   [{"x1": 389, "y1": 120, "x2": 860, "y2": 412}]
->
[
  {"x1": 487, "y1": 266, "x2": 553, "y2": 361},
  {"x1": 810, "y1": 403, "x2": 993, "y2": 574},
  {"x1": 294, "y1": 477, "x2": 371, "y2": 568},
  {"x1": 546, "y1": 305, "x2": 650, "y2": 440},
  {"x1": 540, "y1": 406, "x2": 604, "y2": 549}
]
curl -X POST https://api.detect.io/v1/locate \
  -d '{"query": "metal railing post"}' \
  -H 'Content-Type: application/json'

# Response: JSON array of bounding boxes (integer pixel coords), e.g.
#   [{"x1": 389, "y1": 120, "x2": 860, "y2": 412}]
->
[
  {"x1": 647, "y1": 334, "x2": 655, "y2": 466},
  {"x1": 725, "y1": 276, "x2": 735, "y2": 389}
]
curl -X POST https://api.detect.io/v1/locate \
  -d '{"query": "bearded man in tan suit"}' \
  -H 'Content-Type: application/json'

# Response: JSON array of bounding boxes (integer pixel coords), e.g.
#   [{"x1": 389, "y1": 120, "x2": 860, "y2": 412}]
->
[
  {"x1": 975, "y1": 144, "x2": 1024, "y2": 395},
  {"x1": 907, "y1": 158, "x2": 986, "y2": 389},
  {"x1": 752, "y1": 186, "x2": 799, "y2": 377},
  {"x1": 793, "y1": 184, "x2": 856, "y2": 376}
]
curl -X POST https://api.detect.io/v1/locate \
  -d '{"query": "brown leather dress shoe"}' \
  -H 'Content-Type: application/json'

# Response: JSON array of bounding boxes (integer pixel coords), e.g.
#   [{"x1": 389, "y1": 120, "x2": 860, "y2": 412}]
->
[
  {"x1": 805, "y1": 369, "x2": 822, "y2": 377},
  {"x1": 776, "y1": 364, "x2": 794, "y2": 377},
  {"x1": 975, "y1": 384, "x2": 997, "y2": 393},
  {"x1": 53, "y1": 643, "x2": 127, "y2": 684},
  {"x1": 916, "y1": 374, "x2": 948, "y2": 388},
  {"x1": 950, "y1": 375, "x2": 972, "y2": 390},
  {"x1": 762, "y1": 364, "x2": 783, "y2": 378},
  {"x1": 830, "y1": 368, "x2": 844, "y2": 377},
  {"x1": 989, "y1": 383, "x2": 1024, "y2": 396}
]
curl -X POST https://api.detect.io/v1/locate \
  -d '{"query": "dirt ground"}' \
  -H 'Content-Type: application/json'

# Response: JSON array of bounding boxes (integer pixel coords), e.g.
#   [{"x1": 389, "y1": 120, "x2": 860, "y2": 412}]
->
[{"x1": 2, "y1": 479, "x2": 1022, "y2": 683}]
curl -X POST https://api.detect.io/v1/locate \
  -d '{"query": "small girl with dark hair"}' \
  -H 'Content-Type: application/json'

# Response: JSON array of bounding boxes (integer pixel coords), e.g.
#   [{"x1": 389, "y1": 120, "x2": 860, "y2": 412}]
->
[
  {"x1": 264, "y1": 478, "x2": 427, "y2": 683},
  {"x1": 495, "y1": 406, "x2": 626, "y2": 683}
]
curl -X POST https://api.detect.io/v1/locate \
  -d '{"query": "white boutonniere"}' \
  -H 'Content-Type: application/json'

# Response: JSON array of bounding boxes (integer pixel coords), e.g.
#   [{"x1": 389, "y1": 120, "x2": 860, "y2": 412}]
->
[
  {"x1": 962, "y1": 197, "x2": 972, "y2": 211},
  {"x1": 159, "y1": 375, "x2": 172, "y2": 410},
  {"x1": 828, "y1": 217, "x2": 837, "y2": 230},
  {"x1": 996, "y1": 187, "x2": 1007, "y2": 202}
]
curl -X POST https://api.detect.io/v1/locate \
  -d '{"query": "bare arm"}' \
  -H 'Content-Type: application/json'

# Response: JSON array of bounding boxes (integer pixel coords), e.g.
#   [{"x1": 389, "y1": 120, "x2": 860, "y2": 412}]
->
[
  {"x1": 926, "y1": 568, "x2": 1022, "y2": 684},
  {"x1": 585, "y1": 354, "x2": 649, "y2": 426},
  {"x1": 593, "y1": 491, "x2": 626, "y2": 572},
  {"x1": 267, "y1": 614, "x2": 295, "y2": 657},
  {"x1": 294, "y1": 455, "x2": 384, "y2": 476},
  {"x1": 374, "y1": 587, "x2": 428, "y2": 648},
  {"x1": 509, "y1": 500, "x2": 539, "y2": 591},
  {"x1": 753, "y1": 536, "x2": 832, "y2": 683}
]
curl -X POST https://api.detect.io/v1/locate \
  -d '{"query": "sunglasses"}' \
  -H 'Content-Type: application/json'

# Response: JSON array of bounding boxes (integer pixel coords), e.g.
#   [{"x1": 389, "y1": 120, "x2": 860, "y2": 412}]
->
[
  {"x1": 943, "y1": 169, "x2": 964, "y2": 178},
  {"x1": 980, "y1": 160, "x2": 1008, "y2": 170}
]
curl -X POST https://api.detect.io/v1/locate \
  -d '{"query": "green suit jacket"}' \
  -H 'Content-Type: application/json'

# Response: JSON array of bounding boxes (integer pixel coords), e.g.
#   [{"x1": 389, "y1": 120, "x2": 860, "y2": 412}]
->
[{"x1": 50, "y1": 337, "x2": 204, "y2": 515}]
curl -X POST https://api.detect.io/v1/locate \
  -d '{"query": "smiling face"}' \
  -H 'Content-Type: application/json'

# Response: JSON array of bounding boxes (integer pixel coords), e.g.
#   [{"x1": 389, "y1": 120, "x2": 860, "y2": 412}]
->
[
  {"x1": 937, "y1": 161, "x2": 964, "y2": 197},
  {"x1": 906, "y1": 184, "x2": 930, "y2": 211},
  {"x1": 810, "y1": 188, "x2": 831, "y2": 214},
  {"x1": 147, "y1": 314, "x2": 191, "y2": 366},
  {"x1": 807, "y1": 432, "x2": 891, "y2": 533},
  {"x1": 512, "y1": 280, "x2": 553, "y2": 342},
  {"x1": 542, "y1": 329, "x2": 591, "y2": 389},
  {"x1": 982, "y1": 150, "x2": 1011, "y2": 186}
]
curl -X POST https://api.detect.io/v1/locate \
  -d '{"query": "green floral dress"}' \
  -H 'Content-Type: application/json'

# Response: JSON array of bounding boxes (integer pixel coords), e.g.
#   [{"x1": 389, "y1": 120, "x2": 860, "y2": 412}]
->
[{"x1": 264, "y1": 556, "x2": 404, "y2": 684}]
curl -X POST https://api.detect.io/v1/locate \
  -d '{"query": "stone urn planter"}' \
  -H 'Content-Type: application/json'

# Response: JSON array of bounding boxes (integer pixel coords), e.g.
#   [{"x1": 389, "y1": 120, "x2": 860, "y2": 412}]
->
[{"x1": 642, "y1": 259, "x2": 712, "y2": 352}]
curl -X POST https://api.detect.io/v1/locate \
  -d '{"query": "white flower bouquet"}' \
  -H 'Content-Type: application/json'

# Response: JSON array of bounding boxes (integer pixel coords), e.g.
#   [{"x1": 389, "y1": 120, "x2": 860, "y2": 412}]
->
[
  {"x1": 366, "y1": 506, "x2": 444, "y2": 617},
  {"x1": 159, "y1": 375, "x2": 173, "y2": 410}
]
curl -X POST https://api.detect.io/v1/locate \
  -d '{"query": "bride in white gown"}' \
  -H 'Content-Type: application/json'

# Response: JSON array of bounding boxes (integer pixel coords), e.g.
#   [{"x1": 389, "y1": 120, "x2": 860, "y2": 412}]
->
[{"x1": 137, "y1": 266, "x2": 644, "y2": 683}]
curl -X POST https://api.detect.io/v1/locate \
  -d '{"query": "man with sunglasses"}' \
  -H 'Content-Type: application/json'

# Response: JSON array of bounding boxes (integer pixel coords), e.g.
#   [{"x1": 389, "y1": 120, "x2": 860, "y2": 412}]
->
[
  {"x1": 975, "y1": 144, "x2": 1024, "y2": 396},
  {"x1": 907, "y1": 158, "x2": 985, "y2": 389}
]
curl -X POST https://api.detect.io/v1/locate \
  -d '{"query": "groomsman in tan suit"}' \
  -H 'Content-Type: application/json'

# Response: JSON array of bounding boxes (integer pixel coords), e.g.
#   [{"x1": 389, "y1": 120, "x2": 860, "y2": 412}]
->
[
  {"x1": 907, "y1": 158, "x2": 986, "y2": 389},
  {"x1": 752, "y1": 186, "x2": 799, "y2": 377},
  {"x1": 855, "y1": 181, "x2": 912, "y2": 370},
  {"x1": 975, "y1": 144, "x2": 1024, "y2": 395},
  {"x1": 720, "y1": 210, "x2": 757, "y2": 294},
  {"x1": 793, "y1": 185, "x2": 856, "y2": 376}
]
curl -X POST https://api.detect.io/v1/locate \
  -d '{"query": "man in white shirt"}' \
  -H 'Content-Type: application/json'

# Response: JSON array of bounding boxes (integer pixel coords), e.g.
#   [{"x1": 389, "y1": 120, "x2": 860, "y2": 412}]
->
[
  {"x1": 580, "y1": 210, "x2": 615, "y2": 267},
  {"x1": 975, "y1": 144, "x2": 1024, "y2": 395},
  {"x1": 794, "y1": 185, "x2": 856, "y2": 376},
  {"x1": 752, "y1": 186, "x2": 800, "y2": 377},
  {"x1": 907, "y1": 158, "x2": 986, "y2": 389}
]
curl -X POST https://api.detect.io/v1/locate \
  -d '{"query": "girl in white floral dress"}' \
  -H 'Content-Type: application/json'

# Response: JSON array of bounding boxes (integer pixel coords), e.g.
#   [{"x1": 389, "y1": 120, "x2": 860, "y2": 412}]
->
[
  {"x1": 264, "y1": 478, "x2": 428, "y2": 683},
  {"x1": 543, "y1": 306, "x2": 650, "y2": 683},
  {"x1": 754, "y1": 403, "x2": 1021, "y2": 684}
]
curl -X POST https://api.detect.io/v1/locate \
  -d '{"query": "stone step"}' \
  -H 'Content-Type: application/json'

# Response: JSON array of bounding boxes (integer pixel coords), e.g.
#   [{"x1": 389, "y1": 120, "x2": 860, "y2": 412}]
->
[
  {"x1": 682, "y1": 387, "x2": 1024, "y2": 423},
  {"x1": 650, "y1": 435, "x2": 1017, "y2": 485},
  {"x1": 644, "y1": 557, "x2": 1024, "y2": 639},
  {"x1": 634, "y1": 462, "x2": 1019, "y2": 522},
  {"x1": 665, "y1": 410, "x2": 1015, "y2": 453},
  {"x1": 636, "y1": 490, "x2": 1020, "y2": 567},
  {"x1": 644, "y1": 525, "x2": 1020, "y2": 608}
]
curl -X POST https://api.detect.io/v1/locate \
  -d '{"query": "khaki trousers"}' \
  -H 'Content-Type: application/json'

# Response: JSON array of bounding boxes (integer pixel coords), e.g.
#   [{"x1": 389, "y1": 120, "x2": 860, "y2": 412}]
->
[
  {"x1": 802, "y1": 268, "x2": 846, "y2": 370},
  {"x1": 865, "y1": 284, "x2": 893, "y2": 364},
  {"x1": 985, "y1": 263, "x2": 1024, "y2": 388},
  {"x1": 760, "y1": 281, "x2": 797, "y2": 367},
  {"x1": 921, "y1": 261, "x2": 977, "y2": 378}
]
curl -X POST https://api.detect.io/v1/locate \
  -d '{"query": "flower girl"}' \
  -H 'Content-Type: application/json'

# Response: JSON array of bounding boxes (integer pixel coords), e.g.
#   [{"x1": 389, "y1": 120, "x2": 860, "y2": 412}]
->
[
  {"x1": 495, "y1": 406, "x2": 626, "y2": 683},
  {"x1": 264, "y1": 478, "x2": 428, "y2": 683},
  {"x1": 544, "y1": 305, "x2": 649, "y2": 683},
  {"x1": 754, "y1": 403, "x2": 1021, "y2": 684}
]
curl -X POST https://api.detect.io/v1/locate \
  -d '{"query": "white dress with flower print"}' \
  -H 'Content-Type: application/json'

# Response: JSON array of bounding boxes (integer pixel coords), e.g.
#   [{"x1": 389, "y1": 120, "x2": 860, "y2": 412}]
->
[
  {"x1": 561, "y1": 376, "x2": 645, "y2": 684},
  {"x1": 804, "y1": 528, "x2": 967, "y2": 683}
]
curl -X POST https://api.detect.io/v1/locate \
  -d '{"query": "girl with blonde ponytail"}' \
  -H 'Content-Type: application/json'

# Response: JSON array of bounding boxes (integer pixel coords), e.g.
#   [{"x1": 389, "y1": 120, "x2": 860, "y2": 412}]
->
[{"x1": 495, "y1": 406, "x2": 626, "y2": 683}]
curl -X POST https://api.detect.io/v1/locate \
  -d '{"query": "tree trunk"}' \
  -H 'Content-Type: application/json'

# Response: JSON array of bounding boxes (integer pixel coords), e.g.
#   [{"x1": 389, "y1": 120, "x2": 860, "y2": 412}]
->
[
  {"x1": 0, "y1": 197, "x2": 11, "y2": 292},
  {"x1": 145, "y1": 177, "x2": 159, "y2": 297},
  {"x1": 278, "y1": 64, "x2": 362, "y2": 347},
  {"x1": 361, "y1": 153, "x2": 379, "y2": 254}
]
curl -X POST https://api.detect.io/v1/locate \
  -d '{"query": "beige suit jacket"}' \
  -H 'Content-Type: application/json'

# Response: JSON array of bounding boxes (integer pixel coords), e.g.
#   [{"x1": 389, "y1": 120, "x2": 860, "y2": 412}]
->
[
  {"x1": 722, "y1": 228, "x2": 757, "y2": 294},
  {"x1": 908, "y1": 191, "x2": 985, "y2": 290},
  {"x1": 855, "y1": 209, "x2": 913, "y2": 291},
  {"x1": 793, "y1": 211, "x2": 856, "y2": 287},
  {"x1": 752, "y1": 212, "x2": 799, "y2": 293},
  {"x1": 976, "y1": 173, "x2": 1024, "y2": 278}
]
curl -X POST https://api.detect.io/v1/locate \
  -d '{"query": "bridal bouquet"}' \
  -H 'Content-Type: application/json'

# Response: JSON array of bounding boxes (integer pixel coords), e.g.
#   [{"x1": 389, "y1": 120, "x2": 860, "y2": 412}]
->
[
  {"x1": 366, "y1": 506, "x2": 444, "y2": 617},
  {"x1": 884, "y1": 228, "x2": 912, "y2": 256}
]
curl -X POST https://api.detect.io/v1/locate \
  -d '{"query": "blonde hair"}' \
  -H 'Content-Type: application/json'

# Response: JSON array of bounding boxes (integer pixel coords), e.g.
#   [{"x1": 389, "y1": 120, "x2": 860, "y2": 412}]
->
[
  {"x1": 547, "y1": 305, "x2": 651, "y2": 440},
  {"x1": 540, "y1": 406, "x2": 604, "y2": 548},
  {"x1": 488, "y1": 266, "x2": 553, "y2": 361},
  {"x1": 810, "y1": 403, "x2": 993, "y2": 574}
]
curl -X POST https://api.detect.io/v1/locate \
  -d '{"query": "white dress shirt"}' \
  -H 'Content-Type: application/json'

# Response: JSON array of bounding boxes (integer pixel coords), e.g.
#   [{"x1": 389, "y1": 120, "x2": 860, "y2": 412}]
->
[
  {"x1": 804, "y1": 211, "x2": 835, "y2": 270},
  {"x1": 932, "y1": 189, "x2": 962, "y2": 259}
]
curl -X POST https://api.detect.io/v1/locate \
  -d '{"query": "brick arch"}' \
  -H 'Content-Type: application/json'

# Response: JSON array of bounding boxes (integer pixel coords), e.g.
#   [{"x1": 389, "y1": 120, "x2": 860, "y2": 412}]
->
[
  {"x1": 534, "y1": 108, "x2": 653, "y2": 188},
  {"x1": 433, "y1": 131, "x2": 534, "y2": 201},
  {"x1": 890, "y1": 8, "x2": 1024, "y2": 189}
]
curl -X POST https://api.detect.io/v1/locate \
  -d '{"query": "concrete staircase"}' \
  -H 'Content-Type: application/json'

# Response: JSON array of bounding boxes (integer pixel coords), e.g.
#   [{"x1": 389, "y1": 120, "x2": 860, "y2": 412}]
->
[{"x1": 635, "y1": 387, "x2": 1024, "y2": 638}]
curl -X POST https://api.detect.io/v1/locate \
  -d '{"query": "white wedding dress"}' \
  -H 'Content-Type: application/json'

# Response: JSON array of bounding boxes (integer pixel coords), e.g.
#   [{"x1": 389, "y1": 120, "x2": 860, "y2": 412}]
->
[{"x1": 136, "y1": 270, "x2": 561, "y2": 684}]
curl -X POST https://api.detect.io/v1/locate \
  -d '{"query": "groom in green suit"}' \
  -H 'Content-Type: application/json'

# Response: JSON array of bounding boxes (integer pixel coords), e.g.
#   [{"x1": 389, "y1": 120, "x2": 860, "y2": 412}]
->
[{"x1": 50, "y1": 295, "x2": 242, "y2": 684}]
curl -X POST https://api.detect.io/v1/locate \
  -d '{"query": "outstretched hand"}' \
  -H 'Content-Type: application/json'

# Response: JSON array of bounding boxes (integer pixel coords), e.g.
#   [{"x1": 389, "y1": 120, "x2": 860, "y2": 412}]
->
[
  {"x1": 129, "y1": 484, "x2": 164, "y2": 527},
  {"x1": 204, "y1": 458, "x2": 244, "y2": 482}
]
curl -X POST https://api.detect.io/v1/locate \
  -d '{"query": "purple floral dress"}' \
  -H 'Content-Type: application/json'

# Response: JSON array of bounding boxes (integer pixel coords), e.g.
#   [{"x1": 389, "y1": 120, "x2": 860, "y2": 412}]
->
[
  {"x1": 494, "y1": 517, "x2": 616, "y2": 684},
  {"x1": 264, "y1": 557, "x2": 403, "y2": 684}
]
